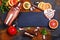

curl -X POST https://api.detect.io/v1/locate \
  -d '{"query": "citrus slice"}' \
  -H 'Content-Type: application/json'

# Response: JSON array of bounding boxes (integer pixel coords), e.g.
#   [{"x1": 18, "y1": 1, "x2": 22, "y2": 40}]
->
[
  {"x1": 49, "y1": 19, "x2": 58, "y2": 29},
  {"x1": 8, "y1": 0, "x2": 20, "y2": 6},
  {"x1": 43, "y1": 3, "x2": 52, "y2": 10},
  {"x1": 38, "y1": 2, "x2": 52, "y2": 10},
  {"x1": 23, "y1": 1, "x2": 31, "y2": 9},
  {"x1": 38, "y1": 2, "x2": 45, "y2": 10}
]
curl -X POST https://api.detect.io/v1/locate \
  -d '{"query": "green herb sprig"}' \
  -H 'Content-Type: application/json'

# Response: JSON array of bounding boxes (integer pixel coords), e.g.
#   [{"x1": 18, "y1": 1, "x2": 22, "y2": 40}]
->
[
  {"x1": 41, "y1": 28, "x2": 47, "y2": 35},
  {"x1": 0, "y1": 0, "x2": 9, "y2": 14}
]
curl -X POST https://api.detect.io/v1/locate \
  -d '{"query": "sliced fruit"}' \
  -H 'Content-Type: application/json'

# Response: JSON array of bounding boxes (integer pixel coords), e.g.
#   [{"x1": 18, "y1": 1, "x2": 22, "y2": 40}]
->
[
  {"x1": 43, "y1": 3, "x2": 52, "y2": 10},
  {"x1": 23, "y1": 1, "x2": 31, "y2": 9},
  {"x1": 8, "y1": 0, "x2": 13, "y2": 6},
  {"x1": 8, "y1": 0, "x2": 20, "y2": 6},
  {"x1": 38, "y1": 2, "x2": 52, "y2": 10},
  {"x1": 49, "y1": 19, "x2": 58, "y2": 29},
  {"x1": 38, "y1": 2, "x2": 45, "y2": 10}
]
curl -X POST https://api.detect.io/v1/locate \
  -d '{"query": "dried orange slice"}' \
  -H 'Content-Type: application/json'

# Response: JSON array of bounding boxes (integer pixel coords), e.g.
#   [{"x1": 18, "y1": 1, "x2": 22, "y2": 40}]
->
[
  {"x1": 38, "y1": 2, "x2": 45, "y2": 10},
  {"x1": 49, "y1": 19, "x2": 58, "y2": 29},
  {"x1": 8, "y1": 0, "x2": 20, "y2": 6},
  {"x1": 38, "y1": 2, "x2": 52, "y2": 10},
  {"x1": 43, "y1": 3, "x2": 52, "y2": 10},
  {"x1": 23, "y1": 1, "x2": 31, "y2": 9}
]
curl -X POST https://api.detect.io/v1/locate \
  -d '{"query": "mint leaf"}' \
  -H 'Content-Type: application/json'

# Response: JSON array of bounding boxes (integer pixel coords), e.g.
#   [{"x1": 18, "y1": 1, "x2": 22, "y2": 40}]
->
[{"x1": 41, "y1": 28, "x2": 47, "y2": 35}]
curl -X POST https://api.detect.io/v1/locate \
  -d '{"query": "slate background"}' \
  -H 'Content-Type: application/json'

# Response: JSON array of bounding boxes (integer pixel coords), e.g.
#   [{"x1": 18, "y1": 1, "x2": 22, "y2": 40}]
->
[{"x1": 0, "y1": 0, "x2": 60, "y2": 40}]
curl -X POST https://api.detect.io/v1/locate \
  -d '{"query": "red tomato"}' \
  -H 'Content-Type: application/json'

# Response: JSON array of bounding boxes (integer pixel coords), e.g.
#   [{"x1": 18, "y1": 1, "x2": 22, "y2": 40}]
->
[
  {"x1": 49, "y1": 19, "x2": 58, "y2": 29},
  {"x1": 7, "y1": 25, "x2": 17, "y2": 35}
]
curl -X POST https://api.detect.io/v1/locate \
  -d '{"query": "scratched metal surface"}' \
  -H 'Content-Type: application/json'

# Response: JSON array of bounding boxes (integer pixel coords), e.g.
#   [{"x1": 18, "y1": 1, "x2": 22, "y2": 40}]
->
[{"x1": 0, "y1": 0, "x2": 60, "y2": 40}]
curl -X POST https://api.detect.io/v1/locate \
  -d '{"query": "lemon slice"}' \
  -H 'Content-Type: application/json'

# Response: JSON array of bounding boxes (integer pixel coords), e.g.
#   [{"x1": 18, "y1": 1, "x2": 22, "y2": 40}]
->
[
  {"x1": 38, "y1": 2, "x2": 45, "y2": 10},
  {"x1": 23, "y1": 1, "x2": 31, "y2": 9}
]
